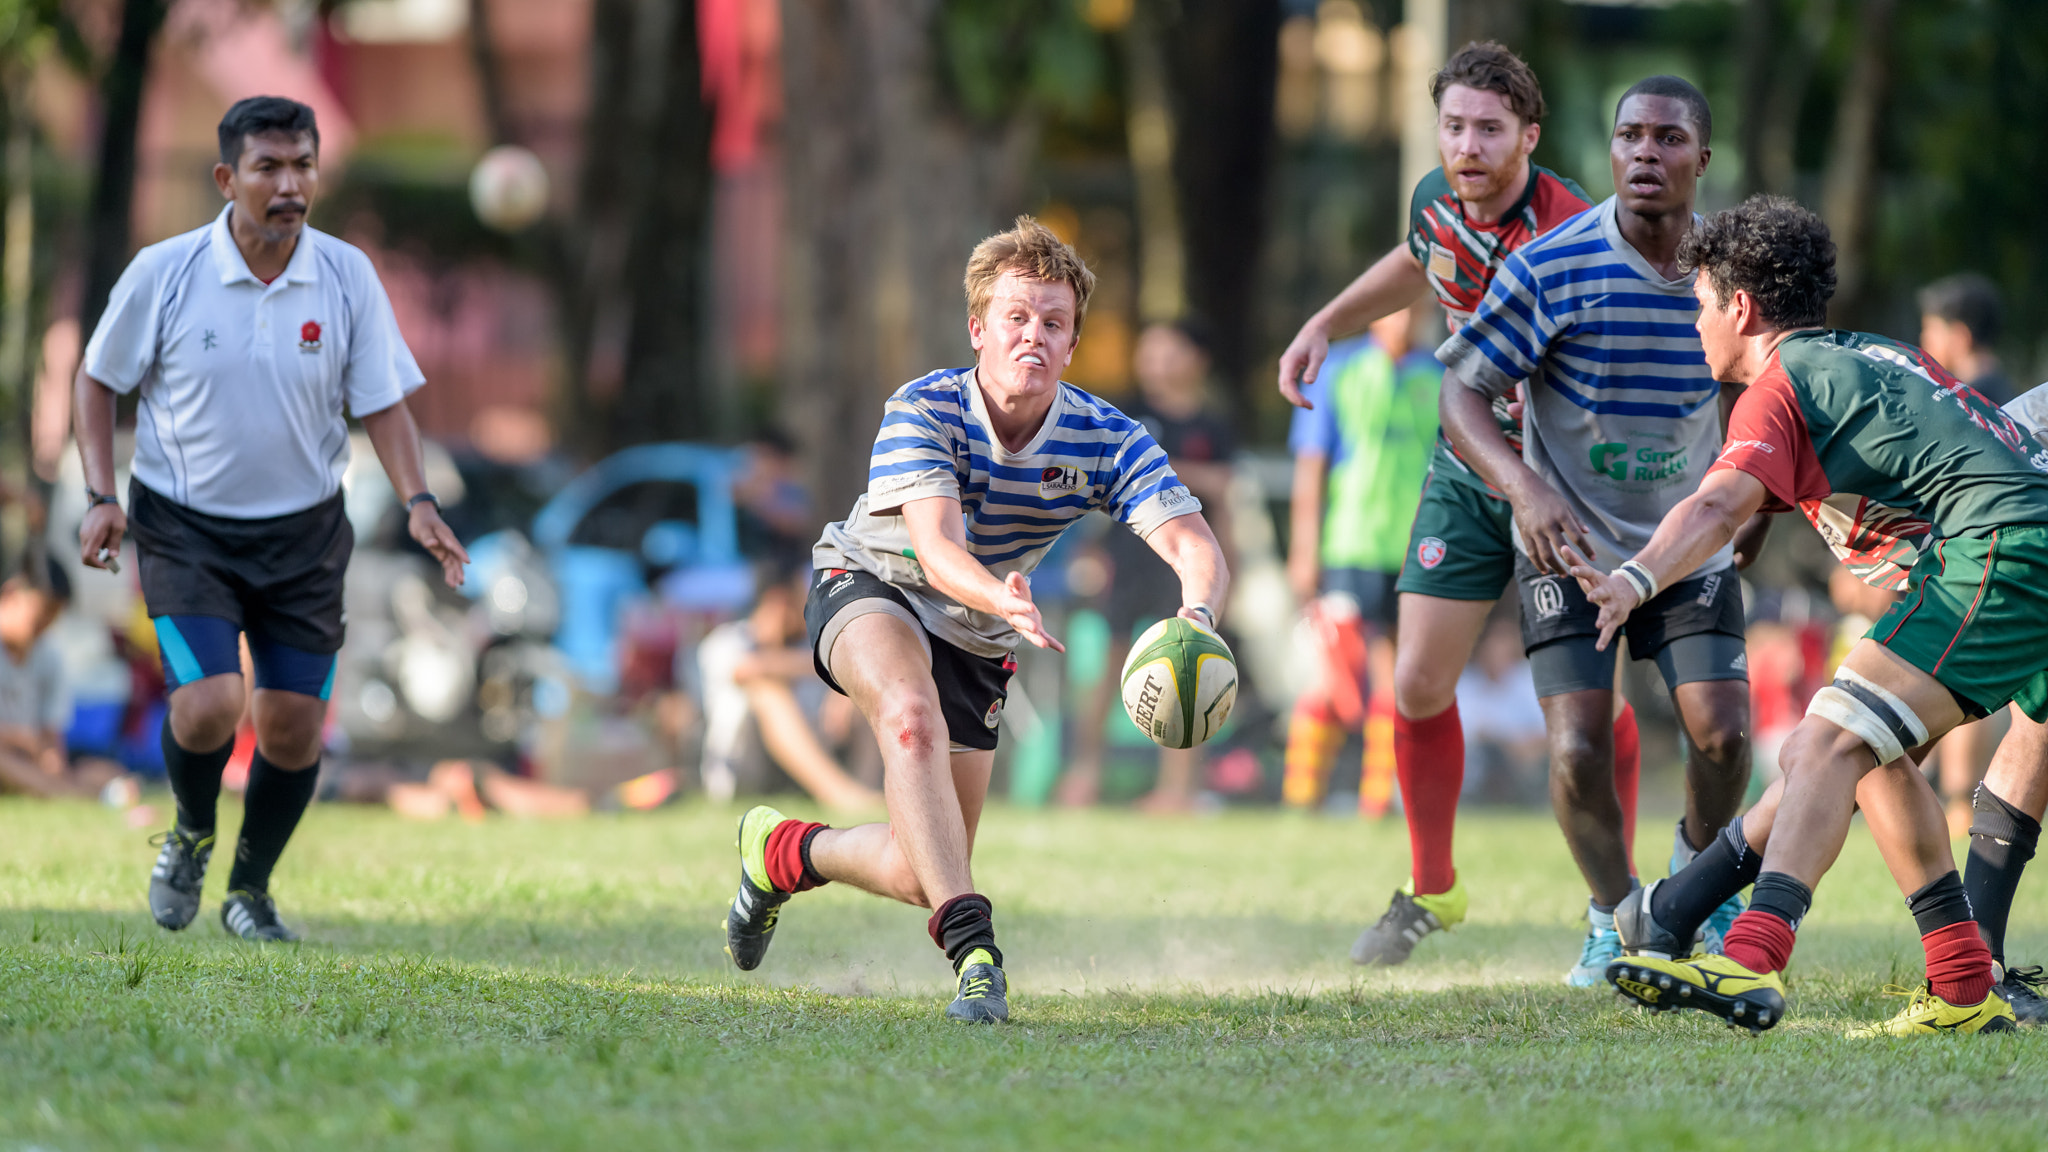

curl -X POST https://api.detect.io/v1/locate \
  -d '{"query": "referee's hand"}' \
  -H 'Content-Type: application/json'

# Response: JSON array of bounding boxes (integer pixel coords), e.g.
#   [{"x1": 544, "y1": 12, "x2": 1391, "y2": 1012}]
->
[
  {"x1": 79, "y1": 502, "x2": 126, "y2": 572},
  {"x1": 408, "y1": 501, "x2": 470, "y2": 588}
]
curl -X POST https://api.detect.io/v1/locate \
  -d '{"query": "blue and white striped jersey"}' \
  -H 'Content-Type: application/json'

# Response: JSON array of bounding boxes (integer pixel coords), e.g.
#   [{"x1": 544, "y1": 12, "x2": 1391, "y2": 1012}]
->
[
  {"x1": 813, "y1": 368, "x2": 1200, "y2": 656},
  {"x1": 1436, "y1": 196, "x2": 1733, "y2": 572}
]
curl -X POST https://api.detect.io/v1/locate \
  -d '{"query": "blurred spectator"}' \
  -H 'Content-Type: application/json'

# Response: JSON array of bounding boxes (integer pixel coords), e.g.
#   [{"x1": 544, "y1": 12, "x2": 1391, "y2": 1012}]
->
[
  {"x1": 1058, "y1": 320, "x2": 1236, "y2": 811},
  {"x1": 1454, "y1": 615, "x2": 1547, "y2": 804},
  {"x1": 698, "y1": 565, "x2": 879, "y2": 812},
  {"x1": 0, "y1": 558, "x2": 133, "y2": 803},
  {"x1": 329, "y1": 757, "x2": 676, "y2": 819},
  {"x1": 1280, "y1": 305, "x2": 1440, "y2": 816},
  {"x1": 733, "y1": 429, "x2": 817, "y2": 564},
  {"x1": 1919, "y1": 273, "x2": 2012, "y2": 404}
]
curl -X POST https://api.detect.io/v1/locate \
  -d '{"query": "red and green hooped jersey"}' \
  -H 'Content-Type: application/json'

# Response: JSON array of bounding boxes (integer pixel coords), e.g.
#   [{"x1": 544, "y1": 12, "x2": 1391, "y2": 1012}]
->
[
  {"x1": 1407, "y1": 164, "x2": 1591, "y2": 490},
  {"x1": 1709, "y1": 330, "x2": 2048, "y2": 590}
]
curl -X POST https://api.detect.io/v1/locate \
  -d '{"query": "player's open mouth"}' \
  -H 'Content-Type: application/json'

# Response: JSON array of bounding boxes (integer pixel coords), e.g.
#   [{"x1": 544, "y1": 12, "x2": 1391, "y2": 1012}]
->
[
  {"x1": 1017, "y1": 353, "x2": 1044, "y2": 366},
  {"x1": 1626, "y1": 172, "x2": 1664, "y2": 193}
]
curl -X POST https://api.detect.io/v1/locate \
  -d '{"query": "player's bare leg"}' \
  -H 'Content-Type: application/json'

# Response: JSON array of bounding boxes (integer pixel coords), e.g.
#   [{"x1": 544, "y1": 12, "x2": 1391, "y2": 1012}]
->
[
  {"x1": 1670, "y1": 679, "x2": 1751, "y2": 855},
  {"x1": 1541, "y1": 688, "x2": 1630, "y2": 906}
]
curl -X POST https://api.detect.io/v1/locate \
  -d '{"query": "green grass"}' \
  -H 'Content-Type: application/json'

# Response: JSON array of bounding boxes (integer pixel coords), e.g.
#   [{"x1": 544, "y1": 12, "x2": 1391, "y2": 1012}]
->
[{"x1": 0, "y1": 797, "x2": 2041, "y2": 1150}]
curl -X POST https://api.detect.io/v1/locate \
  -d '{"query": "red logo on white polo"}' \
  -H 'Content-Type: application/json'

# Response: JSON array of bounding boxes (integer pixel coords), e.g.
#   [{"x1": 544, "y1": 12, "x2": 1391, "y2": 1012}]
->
[
  {"x1": 1418, "y1": 536, "x2": 1448, "y2": 569},
  {"x1": 299, "y1": 320, "x2": 322, "y2": 352}
]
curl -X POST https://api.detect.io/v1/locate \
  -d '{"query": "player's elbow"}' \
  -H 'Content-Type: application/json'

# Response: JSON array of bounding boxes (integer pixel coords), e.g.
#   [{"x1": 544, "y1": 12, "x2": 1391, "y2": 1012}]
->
[{"x1": 1692, "y1": 491, "x2": 1750, "y2": 545}]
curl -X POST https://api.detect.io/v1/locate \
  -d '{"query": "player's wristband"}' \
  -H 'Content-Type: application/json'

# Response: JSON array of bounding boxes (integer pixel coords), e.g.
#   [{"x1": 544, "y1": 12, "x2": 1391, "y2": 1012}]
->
[
  {"x1": 84, "y1": 486, "x2": 119, "y2": 509},
  {"x1": 1614, "y1": 560, "x2": 1659, "y2": 603},
  {"x1": 1186, "y1": 603, "x2": 1217, "y2": 630},
  {"x1": 406, "y1": 492, "x2": 441, "y2": 514}
]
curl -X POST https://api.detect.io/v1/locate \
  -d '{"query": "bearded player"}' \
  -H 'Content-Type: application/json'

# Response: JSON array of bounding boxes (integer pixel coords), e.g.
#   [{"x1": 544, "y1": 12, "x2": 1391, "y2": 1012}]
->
[
  {"x1": 1437, "y1": 77, "x2": 1760, "y2": 985},
  {"x1": 1589, "y1": 195, "x2": 2035, "y2": 1035},
  {"x1": 721, "y1": 218, "x2": 1228, "y2": 1023},
  {"x1": 1278, "y1": 41, "x2": 1640, "y2": 967}
]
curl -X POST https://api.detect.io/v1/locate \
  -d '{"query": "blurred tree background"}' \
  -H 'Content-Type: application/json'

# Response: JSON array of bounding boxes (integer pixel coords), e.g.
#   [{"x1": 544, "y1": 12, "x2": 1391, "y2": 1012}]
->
[{"x1": 0, "y1": 0, "x2": 2037, "y2": 515}]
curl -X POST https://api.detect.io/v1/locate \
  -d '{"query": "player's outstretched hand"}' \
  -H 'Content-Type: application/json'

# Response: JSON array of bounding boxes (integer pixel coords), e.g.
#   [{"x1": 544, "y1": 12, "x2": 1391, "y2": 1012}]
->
[
  {"x1": 1509, "y1": 481, "x2": 1594, "y2": 575},
  {"x1": 409, "y1": 501, "x2": 471, "y2": 588},
  {"x1": 996, "y1": 570, "x2": 1063, "y2": 652},
  {"x1": 1276, "y1": 325, "x2": 1328, "y2": 409},
  {"x1": 79, "y1": 502, "x2": 126, "y2": 573},
  {"x1": 1559, "y1": 544, "x2": 1636, "y2": 652}
]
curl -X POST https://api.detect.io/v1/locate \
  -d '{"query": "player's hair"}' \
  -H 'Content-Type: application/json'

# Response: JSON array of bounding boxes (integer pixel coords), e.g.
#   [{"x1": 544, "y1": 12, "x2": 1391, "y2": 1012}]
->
[
  {"x1": 1430, "y1": 41, "x2": 1546, "y2": 125},
  {"x1": 1678, "y1": 194, "x2": 1836, "y2": 329},
  {"x1": 964, "y1": 216, "x2": 1097, "y2": 333},
  {"x1": 1614, "y1": 75, "x2": 1711, "y2": 146},
  {"x1": 1918, "y1": 273, "x2": 2003, "y2": 347},
  {"x1": 218, "y1": 96, "x2": 320, "y2": 167}
]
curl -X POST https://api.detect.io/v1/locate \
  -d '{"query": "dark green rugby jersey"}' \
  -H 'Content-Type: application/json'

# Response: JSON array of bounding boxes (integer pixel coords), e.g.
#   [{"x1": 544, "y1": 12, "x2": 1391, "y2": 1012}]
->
[{"x1": 1709, "y1": 329, "x2": 2048, "y2": 590}]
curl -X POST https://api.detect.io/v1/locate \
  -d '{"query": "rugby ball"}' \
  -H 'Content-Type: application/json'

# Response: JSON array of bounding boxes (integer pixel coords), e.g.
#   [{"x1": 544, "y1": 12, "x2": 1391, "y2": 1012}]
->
[{"x1": 1120, "y1": 617, "x2": 1238, "y2": 749}]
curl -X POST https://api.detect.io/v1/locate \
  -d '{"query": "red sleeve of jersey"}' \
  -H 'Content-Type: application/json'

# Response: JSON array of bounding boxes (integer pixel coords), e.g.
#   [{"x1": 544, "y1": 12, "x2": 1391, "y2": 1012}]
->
[
  {"x1": 1707, "y1": 359, "x2": 1831, "y2": 513},
  {"x1": 1530, "y1": 172, "x2": 1593, "y2": 233}
]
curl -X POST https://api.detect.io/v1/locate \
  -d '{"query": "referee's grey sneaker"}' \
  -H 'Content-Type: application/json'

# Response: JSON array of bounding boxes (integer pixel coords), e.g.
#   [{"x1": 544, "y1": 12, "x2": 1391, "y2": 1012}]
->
[
  {"x1": 148, "y1": 827, "x2": 214, "y2": 931},
  {"x1": 221, "y1": 889, "x2": 299, "y2": 942}
]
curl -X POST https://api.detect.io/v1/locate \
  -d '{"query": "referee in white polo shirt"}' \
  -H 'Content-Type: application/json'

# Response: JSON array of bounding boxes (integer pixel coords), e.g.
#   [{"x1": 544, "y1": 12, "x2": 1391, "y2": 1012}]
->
[{"x1": 76, "y1": 96, "x2": 468, "y2": 941}]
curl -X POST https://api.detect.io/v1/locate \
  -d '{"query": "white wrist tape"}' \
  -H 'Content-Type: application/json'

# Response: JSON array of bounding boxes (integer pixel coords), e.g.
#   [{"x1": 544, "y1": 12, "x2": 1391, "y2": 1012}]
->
[{"x1": 1614, "y1": 560, "x2": 1659, "y2": 602}]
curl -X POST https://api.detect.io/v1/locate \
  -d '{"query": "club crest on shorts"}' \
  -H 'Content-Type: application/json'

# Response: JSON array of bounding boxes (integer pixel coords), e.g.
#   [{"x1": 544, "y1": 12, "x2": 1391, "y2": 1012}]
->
[
  {"x1": 982, "y1": 697, "x2": 1004, "y2": 728},
  {"x1": 1532, "y1": 577, "x2": 1566, "y2": 618},
  {"x1": 299, "y1": 320, "x2": 322, "y2": 352},
  {"x1": 1417, "y1": 536, "x2": 1448, "y2": 569},
  {"x1": 1040, "y1": 465, "x2": 1084, "y2": 498}
]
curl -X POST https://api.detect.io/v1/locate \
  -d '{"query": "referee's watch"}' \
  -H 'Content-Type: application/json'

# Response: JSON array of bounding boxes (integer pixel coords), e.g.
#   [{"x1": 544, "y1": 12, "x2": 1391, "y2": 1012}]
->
[
  {"x1": 406, "y1": 492, "x2": 441, "y2": 514},
  {"x1": 84, "y1": 486, "x2": 119, "y2": 509}
]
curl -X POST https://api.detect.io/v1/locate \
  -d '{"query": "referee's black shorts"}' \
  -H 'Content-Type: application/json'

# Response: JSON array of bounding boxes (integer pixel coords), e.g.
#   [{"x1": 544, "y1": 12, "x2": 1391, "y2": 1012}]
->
[{"x1": 128, "y1": 478, "x2": 352, "y2": 656}]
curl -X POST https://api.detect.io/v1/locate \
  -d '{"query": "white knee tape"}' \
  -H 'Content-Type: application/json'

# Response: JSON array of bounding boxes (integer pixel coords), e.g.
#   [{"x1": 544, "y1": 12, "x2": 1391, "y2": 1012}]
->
[{"x1": 1805, "y1": 667, "x2": 1929, "y2": 765}]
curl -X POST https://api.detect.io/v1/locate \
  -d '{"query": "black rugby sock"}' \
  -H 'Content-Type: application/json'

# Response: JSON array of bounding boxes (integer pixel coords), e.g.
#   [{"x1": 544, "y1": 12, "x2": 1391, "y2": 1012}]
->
[
  {"x1": 1650, "y1": 820, "x2": 1763, "y2": 939},
  {"x1": 1964, "y1": 783, "x2": 2041, "y2": 966},
  {"x1": 928, "y1": 893, "x2": 1003, "y2": 971},
  {"x1": 162, "y1": 725, "x2": 234, "y2": 836},
  {"x1": 227, "y1": 752, "x2": 320, "y2": 894}
]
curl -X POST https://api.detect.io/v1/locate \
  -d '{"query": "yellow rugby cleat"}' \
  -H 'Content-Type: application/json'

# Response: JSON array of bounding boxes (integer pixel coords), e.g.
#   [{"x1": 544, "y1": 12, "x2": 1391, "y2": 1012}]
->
[
  {"x1": 1606, "y1": 953, "x2": 1787, "y2": 1033},
  {"x1": 1351, "y1": 878, "x2": 1468, "y2": 967},
  {"x1": 1847, "y1": 983, "x2": 2017, "y2": 1038}
]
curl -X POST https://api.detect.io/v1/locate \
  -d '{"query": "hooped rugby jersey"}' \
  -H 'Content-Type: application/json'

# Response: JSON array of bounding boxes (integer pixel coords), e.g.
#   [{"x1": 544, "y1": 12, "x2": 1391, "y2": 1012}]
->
[
  {"x1": 1711, "y1": 330, "x2": 2048, "y2": 590},
  {"x1": 1407, "y1": 163, "x2": 1590, "y2": 491},
  {"x1": 813, "y1": 368, "x2": 1200, "y2": 657},
  {"x1": 1437, "y1": 196, "x2": 1731, "y2": 574}
]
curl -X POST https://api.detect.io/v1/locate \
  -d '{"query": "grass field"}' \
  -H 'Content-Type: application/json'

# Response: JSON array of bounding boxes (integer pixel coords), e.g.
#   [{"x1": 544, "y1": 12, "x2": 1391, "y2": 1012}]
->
[{"x1": 2, "y1": 797, "x2": 2042, "y2": 1151}]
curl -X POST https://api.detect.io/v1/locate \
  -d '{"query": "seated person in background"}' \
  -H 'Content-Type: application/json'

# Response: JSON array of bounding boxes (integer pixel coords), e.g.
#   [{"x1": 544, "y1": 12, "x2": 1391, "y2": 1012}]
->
[
  {"x1": 699, "y1": 566, "x2": 880, "y2": 813},
  {"x1": 1454, "y1": 613, "x2": 1548, "y2": 804},
  {"x1": 0, "y1": 558, "x2": 131, "y2": 802}
]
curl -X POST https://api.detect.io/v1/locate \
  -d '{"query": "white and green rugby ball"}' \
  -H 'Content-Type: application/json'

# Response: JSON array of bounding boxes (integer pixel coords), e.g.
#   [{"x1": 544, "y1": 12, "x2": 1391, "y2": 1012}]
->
[{"x1": 1119, "y1": 617, "x2": 1238, "y2": 749}]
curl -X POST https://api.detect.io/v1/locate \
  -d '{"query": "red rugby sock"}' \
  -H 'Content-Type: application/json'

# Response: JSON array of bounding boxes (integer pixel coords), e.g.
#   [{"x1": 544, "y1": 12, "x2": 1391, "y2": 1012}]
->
[
  {"x1": 1720, "y1": 909, "x2": 1797, "y2": 974},
  {"x1": 1922, "y1": 920, "x2": 1996, "y2": 1006},
  {"x1": 1613, "y1": 703, "x2": 1640, "y2": 863},
  {"x1": 1396, "y1": 703, "x2": 1464, "y2": 896},
  {"x1": 763, "y1": 819, "x2": 830, "y2": 894}
]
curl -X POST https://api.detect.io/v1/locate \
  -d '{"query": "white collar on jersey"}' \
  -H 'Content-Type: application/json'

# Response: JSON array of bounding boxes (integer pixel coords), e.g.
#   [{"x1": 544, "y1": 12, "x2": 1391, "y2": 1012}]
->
[
  {"x1": 208, "y1": 204, "x2": 322, "y2": 288},
  {"x1": 964, "y1": 366, "x2": 1068, "y2": 462}
]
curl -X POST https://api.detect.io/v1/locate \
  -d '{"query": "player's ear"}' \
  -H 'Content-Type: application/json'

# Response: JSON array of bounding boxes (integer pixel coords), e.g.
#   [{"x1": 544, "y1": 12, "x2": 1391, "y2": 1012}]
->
[
  {"x1": 214, "y1": 162, "x2": 235, "y2": 200},
  {"x1": 967, "y1": 312, "x2": 986, "y2": 351},
  {"x1": 1521, "y1": 119, "x2": 1540, "y2": 154},
  {"x1": 1696, "y1": 145, "x2": 1711, "y2": 176}
]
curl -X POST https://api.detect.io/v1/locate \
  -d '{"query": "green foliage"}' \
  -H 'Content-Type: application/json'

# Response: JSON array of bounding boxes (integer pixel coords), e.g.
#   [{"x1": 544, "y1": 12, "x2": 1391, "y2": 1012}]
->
[
  {"x1": 938, "y1": 0, "x2": 1109, "y2": 124},
  {"x1": 2, "y1": 799, "x2": 2044, "y2": 1148}
]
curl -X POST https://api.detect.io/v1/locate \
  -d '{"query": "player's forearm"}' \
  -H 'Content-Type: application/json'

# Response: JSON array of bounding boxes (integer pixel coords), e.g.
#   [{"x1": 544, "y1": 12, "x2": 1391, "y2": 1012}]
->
[
  {"x1": 360, "y1": 400, "x2": 430, "y2": 500},
  {"x1": 1303, "y1": 246, "x2": 1430, "y2": 342},
  {"x1": 1631, "y1": 488, "x2": 1752, "y2": 590},
  {"x1": 1148, "y1": 515, "x2": 1230, "y2": 619},
  {"x1": 74, "y1": 372, "x2": 119, "y2": 494},
  {"x1": 1440, "y1": 383, "x2": 1540, "y2": 497},
  {"x1": 911, "y1": 531, "x2": 1013, "y2": 617}
]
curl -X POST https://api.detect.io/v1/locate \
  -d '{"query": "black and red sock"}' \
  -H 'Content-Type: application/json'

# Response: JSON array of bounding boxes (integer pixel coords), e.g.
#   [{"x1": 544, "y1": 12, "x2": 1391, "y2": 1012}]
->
[
  {"x1": 1720, "y1": 871, "x2": 1810, "y2": 974},
  {"x1": 1908, "y1": 871, "x2": 1996, "y2": 1005},
  {"x1": 763, "y1": 819, "x2": 831, "y2": 894},
  {"x1": 928, "y1": 893, "x2": 1001, "y2": 971}
]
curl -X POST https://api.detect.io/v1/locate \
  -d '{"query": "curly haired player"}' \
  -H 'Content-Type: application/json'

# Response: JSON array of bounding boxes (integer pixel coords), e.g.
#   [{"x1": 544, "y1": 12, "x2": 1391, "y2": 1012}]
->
[
  {"x1": 1590, "y1": 195, "x2": 2032, "y2": 1035},
  {"x1": 722, "y1": 217, "x2": 1228, "y2": 1023}
]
